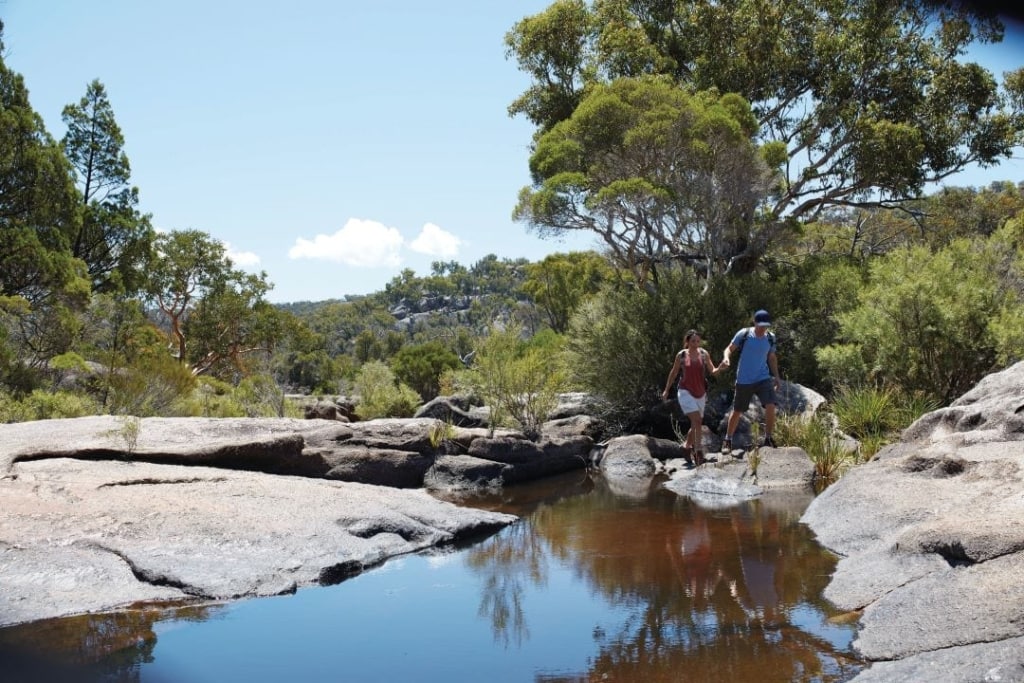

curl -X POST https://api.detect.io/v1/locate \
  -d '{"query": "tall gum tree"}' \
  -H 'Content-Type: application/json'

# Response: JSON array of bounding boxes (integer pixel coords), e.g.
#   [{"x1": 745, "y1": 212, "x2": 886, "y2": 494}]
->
[
  {"x1": 513, "y1": 77, "x2": 774, "y2": 286},
  {"x1": 506, "y1": 0, "x2": 1024, "y2": 276}
]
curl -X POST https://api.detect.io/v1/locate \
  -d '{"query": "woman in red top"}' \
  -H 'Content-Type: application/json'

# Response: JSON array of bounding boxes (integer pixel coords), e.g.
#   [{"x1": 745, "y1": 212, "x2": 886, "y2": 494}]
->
[{"x1": 662, "y1": 330, "x2": 721, "y2": 465}]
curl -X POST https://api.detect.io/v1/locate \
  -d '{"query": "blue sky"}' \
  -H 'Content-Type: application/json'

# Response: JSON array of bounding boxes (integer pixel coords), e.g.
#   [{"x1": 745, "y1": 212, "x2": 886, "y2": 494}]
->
[{"x1": 3, "y1": 2, "x2": 1024, "y2": 303}]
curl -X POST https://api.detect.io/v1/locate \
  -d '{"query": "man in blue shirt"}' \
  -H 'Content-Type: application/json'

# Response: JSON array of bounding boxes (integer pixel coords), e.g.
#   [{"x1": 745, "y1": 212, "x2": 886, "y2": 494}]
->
[{"x1": 719, "y1": 309, "x2": 781, "y2": 452}]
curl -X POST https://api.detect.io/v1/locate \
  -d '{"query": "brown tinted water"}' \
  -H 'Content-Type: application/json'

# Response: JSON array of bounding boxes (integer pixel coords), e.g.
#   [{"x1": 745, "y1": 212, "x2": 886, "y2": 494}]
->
[{"x1": 0, "y1": 471, "x2": 864, "y2": 682}]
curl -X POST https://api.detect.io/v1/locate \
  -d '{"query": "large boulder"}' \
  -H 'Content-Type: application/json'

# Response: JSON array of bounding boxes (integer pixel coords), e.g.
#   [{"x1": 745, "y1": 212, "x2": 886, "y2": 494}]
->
[
  {"x1": 754, "y1": 446, "x2": 817, "y2": 489},
  {"x1": 665, "y1": 461, "x2": 761, "y2": 500},
  {"x1": 423, "y1": 455, "x2": 510, "y2": 491},
  {"x1": 802, "y1": 361, "x2": 1024, "y2": 679},
  {"x1": 542, "y1": 414, "x2": 605, "y2": 441},
  {"x1": 468, "y1": 435, "x2": 592, "y2": 484},
  {"x1": 548, "y1": 392, "x2": 605, "y2": 420},
  {"x1": 597, "y1": 434, "x2": 678, "y2": 479},
  {"x1": 303, "y1": 398, "x2": 354, "y2": 422},
  {"x1": 320, "y1": 446, "x2": 435, "y2": 488},
  {"x1": 413, "y1": 396, "x2": 486, "y2": 428}
]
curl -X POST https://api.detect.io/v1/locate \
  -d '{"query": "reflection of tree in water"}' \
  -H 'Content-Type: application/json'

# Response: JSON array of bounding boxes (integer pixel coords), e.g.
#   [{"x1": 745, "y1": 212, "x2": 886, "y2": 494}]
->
[
  {"x1": 465, "y1": 475, "x2": 862, "y2": 682},
  {"x1": 467, "y1": 511, "x2": 552, "y2": 648},
  {"x1": 459, "y1": 470, "x2": 595, "y2": 648},
  {"x1": 0, "y1": 601, "x2": 221, "y2": 682}
]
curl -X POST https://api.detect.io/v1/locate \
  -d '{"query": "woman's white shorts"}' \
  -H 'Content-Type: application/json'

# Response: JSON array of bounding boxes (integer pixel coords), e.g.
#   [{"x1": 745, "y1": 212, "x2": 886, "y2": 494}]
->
[{"x1": 676, "y1": 389, "x2": 706, "y2": 416}]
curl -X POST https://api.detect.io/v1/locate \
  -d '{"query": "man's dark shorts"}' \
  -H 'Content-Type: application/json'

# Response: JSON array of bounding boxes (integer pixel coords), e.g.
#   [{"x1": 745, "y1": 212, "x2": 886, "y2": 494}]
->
[{"x1": 733, "y1": 379, "x2": 776, "y2": 412}]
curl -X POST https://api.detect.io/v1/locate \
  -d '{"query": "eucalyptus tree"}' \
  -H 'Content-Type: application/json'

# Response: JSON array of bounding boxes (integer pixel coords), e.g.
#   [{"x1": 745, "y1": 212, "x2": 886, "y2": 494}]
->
[
  {"x1": 514, "y1": 77, "x2": 773, "y2": 286},
  {"x1": 146, "y1": 229, "x2": 278, "y2": 378},
  {"x1": 62, "y1": 79, "x2": 154, "y2": 294},
  {"x1": 507, "y1": 0, "x2": 1024, "y2": 274}
]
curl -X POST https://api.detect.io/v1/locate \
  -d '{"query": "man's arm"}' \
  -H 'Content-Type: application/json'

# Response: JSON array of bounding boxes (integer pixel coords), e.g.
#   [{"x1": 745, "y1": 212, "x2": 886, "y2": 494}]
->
[
  {"x1": 768, "y1": 351, "x2": 780, "y2": 387},
  {"x1": 721, "y1": 343, "x2": 736, "y2": 368}
]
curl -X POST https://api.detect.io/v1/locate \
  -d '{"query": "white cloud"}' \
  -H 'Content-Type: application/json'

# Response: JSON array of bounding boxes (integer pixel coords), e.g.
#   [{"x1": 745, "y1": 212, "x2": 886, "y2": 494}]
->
[
  {"x1": 223, "y1": 242, "x2": 262, "y2": 268},
  {"x1": 409, "y1": 222, "x2": 462, "y2": 258},
  {"x1": 288, "y1": 218, "x2": 404, "y2": 268}
]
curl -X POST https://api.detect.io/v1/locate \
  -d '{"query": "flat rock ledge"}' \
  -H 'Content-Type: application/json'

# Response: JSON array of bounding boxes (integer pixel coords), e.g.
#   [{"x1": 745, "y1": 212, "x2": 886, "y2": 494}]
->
[
  {"x1": 0, "y1": 416, "x2": 555, "y2": 627},
  {"x1": 802, "y1": 360, "x2": 1024, "y2": 682}
]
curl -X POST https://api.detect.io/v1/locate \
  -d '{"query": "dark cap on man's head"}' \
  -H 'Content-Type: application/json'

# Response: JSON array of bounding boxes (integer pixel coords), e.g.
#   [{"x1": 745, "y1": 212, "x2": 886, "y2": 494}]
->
[{"x1": 754, "y1": 309, "x2": 771, "y2": 327}]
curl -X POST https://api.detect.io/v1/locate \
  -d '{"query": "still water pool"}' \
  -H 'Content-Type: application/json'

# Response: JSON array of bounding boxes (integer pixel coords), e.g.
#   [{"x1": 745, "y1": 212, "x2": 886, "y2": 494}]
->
[{"x1": 0, "y1": 471, "x2": 865, "y2": 682}]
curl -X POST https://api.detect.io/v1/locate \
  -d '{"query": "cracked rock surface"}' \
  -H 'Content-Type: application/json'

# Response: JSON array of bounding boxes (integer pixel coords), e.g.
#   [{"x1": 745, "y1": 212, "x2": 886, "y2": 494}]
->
[
  {"x1": 802, "y1": 360, "x2": 1024, "y2": 682},
  {"x1": 0, "y1": 418, "x2": 516, "y2": 627}
]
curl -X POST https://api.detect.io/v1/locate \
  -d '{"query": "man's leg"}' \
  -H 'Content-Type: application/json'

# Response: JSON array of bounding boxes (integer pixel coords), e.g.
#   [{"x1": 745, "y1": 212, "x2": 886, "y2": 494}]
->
[
  {"x1": 757, "y1": 379, "x2": 778, "y2": 447},
  {"x1": 726, "y1": 409, "x2": 742, "y2": 438},
  {"x1": 724, "y1": 384, "x2": 753, "y2": 452}
]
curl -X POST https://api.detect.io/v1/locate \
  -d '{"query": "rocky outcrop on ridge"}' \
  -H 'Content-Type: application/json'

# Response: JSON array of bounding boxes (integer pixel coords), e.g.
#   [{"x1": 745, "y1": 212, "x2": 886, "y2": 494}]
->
[{"x1": 801, "y1": 360, "x2": 1024, "y2": 682}]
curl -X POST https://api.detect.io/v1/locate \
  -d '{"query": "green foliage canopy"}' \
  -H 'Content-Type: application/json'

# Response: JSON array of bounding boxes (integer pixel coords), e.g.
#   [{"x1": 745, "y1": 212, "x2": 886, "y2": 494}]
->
[
  {"x1": 515, "y1": 77, "x2": 770, "y2": 285},
  {"x1": 507, "y1": 0, "x2": 1024, "y2": 268},
  {"x1": 816, "y1": 231, "x2": 1024, "y2": 402},
  {"x1": 389, "y1": 341, "x2": 462, "y2": 401},
  {"x1": 521, "y1": 251, "x2": 612, "y2": 333},
  {"x1": 146, "y1": 229, "x2": 277, "y2": 379}
]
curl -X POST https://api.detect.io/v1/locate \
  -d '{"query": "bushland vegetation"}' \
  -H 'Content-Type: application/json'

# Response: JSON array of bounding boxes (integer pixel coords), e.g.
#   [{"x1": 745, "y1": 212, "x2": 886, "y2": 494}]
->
[{"x1": 2, "y1": 9, "x2": 1024, "y2": 472}]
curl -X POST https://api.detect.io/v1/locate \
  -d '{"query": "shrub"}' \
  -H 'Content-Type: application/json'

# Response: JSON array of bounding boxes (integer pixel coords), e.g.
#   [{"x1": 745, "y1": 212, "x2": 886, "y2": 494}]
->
[
  {"x1": 817, "y1": 239, "x2": 1018, "y2": 403},
  {"x1": 457, "y1": 322, "x2": 566, "y2": 440},
  {"x1": 567, "y1": 270, "x2": 706, "y2": 418},
  {"x1": 106, "y1": 355, "x2": 197, "y2": 417},
  {"x1": 427, "y1": 418, "x2": 459, "y2": 454},
  {"x1": 0, "y1": 390, "x2": 31, "y2": 422},
  {"x1": 235, "y1": 374, "x2": 285, "y2": 417},
  {"x1": 565, "y1": 267, "x2": 781, "y2": 431},
  {"x1": 173, "y1": 376, "x2": 243, "y2": 417},
  {"x1": 830, "y1": 385, "x2": 898, "y2": 440},
  {"x1": 809, "y1": 386, "x2": 941, "y2": 465},
  {"x1": 775, "y1": 412, "x2": 853, "y2": 483},
  {"x1": 18, "y1": 389, "x2": 99, "y2": 421},
  {"x1": 354, "y1": 360, "x2": 421, "y2": 419},
  {"x1": 389, "y1": 341, "x2": 462, "y2": 401}
]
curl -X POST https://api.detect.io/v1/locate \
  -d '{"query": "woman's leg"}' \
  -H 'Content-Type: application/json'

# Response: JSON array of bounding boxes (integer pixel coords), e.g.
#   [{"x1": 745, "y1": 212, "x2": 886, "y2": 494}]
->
[{"x1": 687, "y1": 410, "x2": 703, "y2": 463}]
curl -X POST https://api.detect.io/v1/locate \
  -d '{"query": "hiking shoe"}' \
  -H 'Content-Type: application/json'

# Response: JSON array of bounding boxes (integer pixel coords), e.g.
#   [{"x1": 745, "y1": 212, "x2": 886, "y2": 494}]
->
[
  {"x1": 694, "y1": 450, "x2": 705, "y2": 466},
  {"x1": 721, "y1": 438, "x2": 732, "y2": 453},
  {"x1": 762, "y1": 434, "x2": 777, "y2": 448}
]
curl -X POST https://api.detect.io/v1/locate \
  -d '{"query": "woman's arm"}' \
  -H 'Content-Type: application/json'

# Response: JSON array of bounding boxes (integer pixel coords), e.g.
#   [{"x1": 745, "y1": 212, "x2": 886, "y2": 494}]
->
[
  {"x1": 662, "y1": 353, "x2": 682, "y2": 399},
  {"x1": 703, "y1": 348, "x2": 720, "y2": 375}
]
